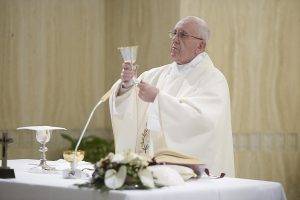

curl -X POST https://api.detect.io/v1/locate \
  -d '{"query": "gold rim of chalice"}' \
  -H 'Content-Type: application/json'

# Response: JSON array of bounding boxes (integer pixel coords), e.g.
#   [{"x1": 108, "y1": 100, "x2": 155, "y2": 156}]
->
[{"x1": 63, "y1": 150, "x2": 85, "y2": 162}]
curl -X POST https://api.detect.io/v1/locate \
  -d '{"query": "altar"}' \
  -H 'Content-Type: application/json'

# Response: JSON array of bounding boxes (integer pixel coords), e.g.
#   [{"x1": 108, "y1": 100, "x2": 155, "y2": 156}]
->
[{"x1": 0, "y1": 159, "x2": 286, "y2": 200}]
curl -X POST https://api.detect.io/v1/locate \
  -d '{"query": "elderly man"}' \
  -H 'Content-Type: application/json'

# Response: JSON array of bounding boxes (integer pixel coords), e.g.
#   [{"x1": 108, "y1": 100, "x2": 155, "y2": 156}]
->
[{"x1": 109, "y1": 16, "x2": 235, "y2": 177}]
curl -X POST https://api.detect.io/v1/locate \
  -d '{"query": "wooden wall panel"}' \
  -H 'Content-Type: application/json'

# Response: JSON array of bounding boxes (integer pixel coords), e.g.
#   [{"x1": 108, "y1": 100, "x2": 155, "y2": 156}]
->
[{"x1": 0, "y1": 0, "x2": 106, "y2": 130}]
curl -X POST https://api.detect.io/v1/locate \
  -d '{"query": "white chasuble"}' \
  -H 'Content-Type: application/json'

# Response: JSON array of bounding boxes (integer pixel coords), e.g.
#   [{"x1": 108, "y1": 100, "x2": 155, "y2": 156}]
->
[{"x1": 109, "y1": 53, "x2": 235, "y2": 177}]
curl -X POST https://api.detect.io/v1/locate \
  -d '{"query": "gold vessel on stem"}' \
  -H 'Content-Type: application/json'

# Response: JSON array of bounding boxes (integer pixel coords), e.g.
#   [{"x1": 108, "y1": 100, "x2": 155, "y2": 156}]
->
[{"x1": 63, "y1": 150, "x2": 85, "y2": 163}]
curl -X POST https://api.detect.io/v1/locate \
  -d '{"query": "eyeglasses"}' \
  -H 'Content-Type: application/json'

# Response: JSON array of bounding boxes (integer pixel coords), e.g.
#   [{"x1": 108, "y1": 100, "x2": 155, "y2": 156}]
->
[{"x1": 168, "y1": 30, "x2": 203, "y2": 40}]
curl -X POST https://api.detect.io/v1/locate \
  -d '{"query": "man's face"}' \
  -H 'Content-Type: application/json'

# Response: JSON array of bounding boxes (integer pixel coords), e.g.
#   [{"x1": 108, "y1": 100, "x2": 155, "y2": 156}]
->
[{"x1": 170, "y1": 20, "x2": 204, "y2": 65}]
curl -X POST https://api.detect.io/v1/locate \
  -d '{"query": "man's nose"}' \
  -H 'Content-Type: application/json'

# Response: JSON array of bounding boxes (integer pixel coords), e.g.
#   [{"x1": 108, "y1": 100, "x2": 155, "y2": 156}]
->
[{"x1": 172, "y1": 34, "x2": 180, "y2": 43}]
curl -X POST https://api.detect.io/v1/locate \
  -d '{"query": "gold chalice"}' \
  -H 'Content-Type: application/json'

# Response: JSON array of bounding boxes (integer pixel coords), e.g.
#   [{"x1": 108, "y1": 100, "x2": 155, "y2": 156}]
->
[
  {"x1": 63, "y1": 150, "x2": 85, "y2": 163},
  {"x1": 62, "y1": 150, "x2": 88, "y2": 179}
]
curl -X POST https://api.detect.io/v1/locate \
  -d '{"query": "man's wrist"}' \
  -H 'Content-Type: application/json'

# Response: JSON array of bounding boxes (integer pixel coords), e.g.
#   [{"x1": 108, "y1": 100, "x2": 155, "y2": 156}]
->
[
  {"x1": 118, "y1": 81, "x2": 134, "y2": 96},
  {"x1": 122, "y1": 80, "x2": 134, "y2": 89}
]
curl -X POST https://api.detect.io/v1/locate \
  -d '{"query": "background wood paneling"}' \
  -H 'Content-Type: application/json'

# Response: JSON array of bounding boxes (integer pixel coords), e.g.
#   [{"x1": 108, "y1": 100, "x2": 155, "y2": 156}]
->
[
  {"x1": 0, "y1": 0, "x2": 107, "y2": 130},
  {"x1": 0, "y1": 0, "x2": 299, "y2": 199}
]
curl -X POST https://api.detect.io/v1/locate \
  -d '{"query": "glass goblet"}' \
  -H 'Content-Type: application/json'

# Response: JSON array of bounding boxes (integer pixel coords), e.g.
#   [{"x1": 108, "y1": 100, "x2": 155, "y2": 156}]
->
[
  {"x1": 118, "y1": 45, "x2": 139, "y2": 84},
  {"x1": 36, "y1": 129, "x2": 54, "y2": 170},
  {"x1": 17, "y1": 126, "x2": 66, "y2": 172}
]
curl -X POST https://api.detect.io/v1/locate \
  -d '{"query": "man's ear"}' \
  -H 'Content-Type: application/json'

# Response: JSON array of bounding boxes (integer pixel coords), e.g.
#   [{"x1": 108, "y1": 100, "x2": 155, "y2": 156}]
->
[
  {"x1": 198, "y1": 40, "x2": 206, "y2": 52},
  {"x1": 196, "y1": 40, "x2": 206, "y2": 54}
]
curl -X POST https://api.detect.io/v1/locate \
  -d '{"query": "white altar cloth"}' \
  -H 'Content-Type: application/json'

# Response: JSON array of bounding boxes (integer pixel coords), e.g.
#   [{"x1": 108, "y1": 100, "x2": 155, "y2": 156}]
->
[{"x1": 0, "y1": 159, "x2": 286, "y2": 200}]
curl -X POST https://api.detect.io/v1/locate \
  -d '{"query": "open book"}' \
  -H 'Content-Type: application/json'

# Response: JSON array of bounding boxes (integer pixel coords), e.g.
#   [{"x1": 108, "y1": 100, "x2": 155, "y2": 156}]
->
[
  {"x1": 152, "y1": 148, "x2": 203, "y2": 176},
  {"x1": 153, "y1": 148, "x2": 201, "y2": 165}
]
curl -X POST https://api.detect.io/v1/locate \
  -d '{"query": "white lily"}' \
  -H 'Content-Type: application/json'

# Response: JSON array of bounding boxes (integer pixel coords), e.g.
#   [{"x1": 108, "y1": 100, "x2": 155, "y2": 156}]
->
[
  {"x1": 104, "y1": 166, "x2": 127, "y2": 189},
  {"x1": 138, "y1": 168, "x2": 155, "y2": 188},
  {"x1": 147, "y1": 165, "x2": 185, "y2": 186}
]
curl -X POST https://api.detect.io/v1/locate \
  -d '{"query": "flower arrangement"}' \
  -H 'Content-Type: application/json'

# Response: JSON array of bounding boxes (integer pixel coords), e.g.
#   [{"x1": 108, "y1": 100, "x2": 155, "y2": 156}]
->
[
  {"x1": 79, "y1": 150, "x2": 155, "y2": 191},
  {"x1": 77, "y1": 150, "x2": 202, "y2": 191}
]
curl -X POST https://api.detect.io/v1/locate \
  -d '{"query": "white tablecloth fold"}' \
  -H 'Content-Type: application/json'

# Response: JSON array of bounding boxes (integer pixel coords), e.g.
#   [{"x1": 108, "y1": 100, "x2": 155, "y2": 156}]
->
[{"x1": 0, "y1": 159, "x2": 287, "y2": 200}]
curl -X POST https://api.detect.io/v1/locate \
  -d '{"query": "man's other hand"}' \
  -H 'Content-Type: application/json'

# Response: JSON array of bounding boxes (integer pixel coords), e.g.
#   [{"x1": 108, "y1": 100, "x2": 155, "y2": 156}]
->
[{"x1": 137, "y1": 80, "x2": 159, "y2": 102}]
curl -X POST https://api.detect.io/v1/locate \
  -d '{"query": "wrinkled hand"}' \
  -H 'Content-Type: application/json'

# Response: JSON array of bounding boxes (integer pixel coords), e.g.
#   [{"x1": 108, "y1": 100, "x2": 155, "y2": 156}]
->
[
  {"x1": 120, "y1": 62, "x2": 137, "y2": 87},
  {"x1": 137, "y1": 80, "x2": 159, "y2": 102}
]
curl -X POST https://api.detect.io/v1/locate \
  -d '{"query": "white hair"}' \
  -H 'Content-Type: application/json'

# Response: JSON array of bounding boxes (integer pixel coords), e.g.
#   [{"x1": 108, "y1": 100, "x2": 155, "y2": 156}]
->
[{"x1": 180, "y1": 16, "x2": 210, "y2": 43}]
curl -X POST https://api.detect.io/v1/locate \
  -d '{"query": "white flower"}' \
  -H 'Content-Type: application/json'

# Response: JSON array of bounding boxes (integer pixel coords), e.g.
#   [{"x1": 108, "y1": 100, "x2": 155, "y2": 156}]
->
[
  {"x1": 138, "y1": 169, "x2": 155, "y2": 188},
  {"x1": 147, "y1": 165, "x2": 185, "y2": 186},
  {"x1": 123, "y1": 151, "x2": 139, "y2": 163},
  {"x1": 106, "y1": 152, "x2": 115, "y2": 161},
  {"x1": 95, "y1": 160, "x2": 102, "y2": 168},
  {"x1": 111, "y1": 153, "x2": 125, "y2": 163},
  {"x1": 104, "y1": 165, "x2": 127, "y2": 189},
  {"x1": 93, "y1": 151, "x2": 155, "y2": 190},
  {"x1": 129, "y1": 156, "x2": 148, "y2": 167}
]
